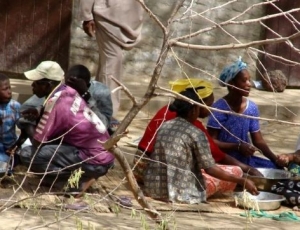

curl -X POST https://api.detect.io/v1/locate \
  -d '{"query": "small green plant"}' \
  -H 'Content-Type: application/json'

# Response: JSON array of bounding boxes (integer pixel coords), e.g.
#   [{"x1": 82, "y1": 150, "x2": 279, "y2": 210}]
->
[
  {"x1": 158, "y1": 219, "x2": 168, "y2": 230},
  {"x1": 130, "y1": 208, "x2": 137, "y2": 218},
  {"x1": 67, "y1": 168, "x2": 85, "y2": 189},
  {"x1": 75, "y1": 216, "x2": 83, "y2": 230},
  {"x1": 111, "y1": 204, "x2": 120, "y2": 216},
  {"x1": 140, "y1": 212, "x2": 149, "y2": 230}
]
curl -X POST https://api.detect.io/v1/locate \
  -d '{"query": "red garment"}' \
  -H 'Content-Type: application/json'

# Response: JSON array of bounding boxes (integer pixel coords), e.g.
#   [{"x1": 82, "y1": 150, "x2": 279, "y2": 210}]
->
[
  {"x1": 138, "y1": 105, "x2": 225, "y2": 162},
  {"x1": 204, "y1": 164, "x2": 243, "y2": 198}
]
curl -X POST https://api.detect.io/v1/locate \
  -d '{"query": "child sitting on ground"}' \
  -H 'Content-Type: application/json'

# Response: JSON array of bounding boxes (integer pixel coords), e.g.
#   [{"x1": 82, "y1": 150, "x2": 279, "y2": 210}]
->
[{"x1": 0, "y1": 74, "x2": 21, "y2": 169}]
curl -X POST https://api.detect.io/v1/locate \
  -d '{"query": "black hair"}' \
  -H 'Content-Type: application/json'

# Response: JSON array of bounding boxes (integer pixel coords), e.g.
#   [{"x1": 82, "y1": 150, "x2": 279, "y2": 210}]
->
[
  {"x1": 0, "y1": 73, "x2": 9, "y2": 82},
  {"x1": 66, "y1": 64, "x2": 91, "y2": 85},
  {"x1": 169, "y1": 87, "x2": 202, "y2": 118}
]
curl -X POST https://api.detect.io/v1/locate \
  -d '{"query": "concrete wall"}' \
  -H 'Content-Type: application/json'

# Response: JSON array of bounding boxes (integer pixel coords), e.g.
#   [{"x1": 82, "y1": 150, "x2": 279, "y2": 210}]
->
[{"x1": 69, "y1": 0, "x2": 266, "y2": 112}]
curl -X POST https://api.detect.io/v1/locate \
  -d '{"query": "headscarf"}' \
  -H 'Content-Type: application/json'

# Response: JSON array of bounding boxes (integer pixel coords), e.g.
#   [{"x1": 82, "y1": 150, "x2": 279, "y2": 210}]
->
[
  {"x1": 169, "y1": 78, "x2": 213, "y2": 99},
  {"x1": 169, "y1": 88, "x2": 201, "y2": 116},
  {"x1": 219, "y1": 57, "x2": 247, "y2": 87}
]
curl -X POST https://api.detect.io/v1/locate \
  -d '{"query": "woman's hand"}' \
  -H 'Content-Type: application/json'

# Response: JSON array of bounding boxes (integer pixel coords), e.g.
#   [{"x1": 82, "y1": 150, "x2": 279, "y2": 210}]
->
[
  {"x1": 246, "y1": 167, "x2": 264, "y2": 177},
  {"x1": 276, "y1": 154, "x2": 289, "y2": 165},
  {"x1": 240, "y1": 178, "x2": 259, "y2": 195},
  {"x1": 275, "y1": 154, "x2": 290, "y2": 167},
  {"x1": 276, "y1": 153, "x2": 300, "y2": 167},
  {"x1": 239, "y1": 142, "x2": 257, "y2": 157}
]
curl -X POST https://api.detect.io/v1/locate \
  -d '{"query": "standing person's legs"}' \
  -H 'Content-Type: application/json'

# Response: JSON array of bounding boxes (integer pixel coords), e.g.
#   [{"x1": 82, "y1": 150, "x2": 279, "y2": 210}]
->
[{"x1": 95, "y1": 24, "x2": 123, "y2": 116}]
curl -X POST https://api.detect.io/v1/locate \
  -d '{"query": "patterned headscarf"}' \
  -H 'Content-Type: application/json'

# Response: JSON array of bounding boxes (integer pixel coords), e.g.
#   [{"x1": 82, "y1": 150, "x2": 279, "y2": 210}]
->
[
  {"x1": 219, "y1": 57, "x2": 247, "y2": 87},
  {"x1": 169, "y1": 78, "x2": 213, "y2": 99}
]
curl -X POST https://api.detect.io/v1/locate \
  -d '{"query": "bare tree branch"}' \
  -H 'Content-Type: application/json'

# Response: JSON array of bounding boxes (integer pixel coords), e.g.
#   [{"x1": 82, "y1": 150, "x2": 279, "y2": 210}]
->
[
  {"x1": 173, "y1": 7, "x2": 300, "y2": 42},
  {"x1": 170, "y1": 31, "x2": 300, "y2": 50}
]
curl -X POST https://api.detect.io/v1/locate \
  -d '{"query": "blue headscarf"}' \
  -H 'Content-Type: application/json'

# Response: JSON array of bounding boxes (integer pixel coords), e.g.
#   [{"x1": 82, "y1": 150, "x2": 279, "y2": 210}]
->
[{"x1": 219, "y1": 57, "x2": 247, "y2": 87}]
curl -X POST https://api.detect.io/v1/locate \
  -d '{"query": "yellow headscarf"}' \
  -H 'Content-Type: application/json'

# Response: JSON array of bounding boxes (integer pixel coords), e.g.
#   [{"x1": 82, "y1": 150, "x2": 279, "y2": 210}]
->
[{"x1": 169, "y1": 78, "x2": 213, "y2": 99}]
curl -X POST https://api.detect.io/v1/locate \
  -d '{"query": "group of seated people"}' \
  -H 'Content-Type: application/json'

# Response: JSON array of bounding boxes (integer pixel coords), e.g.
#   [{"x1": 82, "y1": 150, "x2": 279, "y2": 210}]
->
[
  {"x1": 1, "y1": 57, "x2": 300, "y2": 204},
  {"x1": 133, "y1": 57, "x2": 300, "y2": 205},
  {"x1": 0, "y1": 61, "x2": 115, "y2": 197}
]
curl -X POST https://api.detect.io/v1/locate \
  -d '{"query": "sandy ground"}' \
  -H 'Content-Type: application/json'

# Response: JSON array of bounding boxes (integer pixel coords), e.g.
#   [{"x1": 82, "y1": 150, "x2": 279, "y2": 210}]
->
[
  {"x1": 2, "y1": 208, "x2": 300, "y2": 230},
  {"x1": 2, "y1": 79, "x2": 300, "y2": 229}
]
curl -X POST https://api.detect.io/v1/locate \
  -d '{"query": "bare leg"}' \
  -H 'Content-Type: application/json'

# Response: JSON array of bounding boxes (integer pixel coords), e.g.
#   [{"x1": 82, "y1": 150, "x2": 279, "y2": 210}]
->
[{"x1": 75, "y1": 178, "x2": 96, "y2": 198}]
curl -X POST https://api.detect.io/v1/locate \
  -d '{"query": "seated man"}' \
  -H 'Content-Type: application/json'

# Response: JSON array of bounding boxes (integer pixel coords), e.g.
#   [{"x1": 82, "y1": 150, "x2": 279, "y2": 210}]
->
[
  {"x1": 16, "y1": 61, "x2": 64, "y2": 144},
  {"x1": 14, "y1": 62, "x2": 113, "y2": 154},
  {"x1": 65, "y1": 65, "x2": 113, "y2": 130},
  {"x1": 18, "y1": 61, "x2": 112, "y2": 140},
  {"x1": 19, "y1": 65, "x2": 114, "y2": 197}
]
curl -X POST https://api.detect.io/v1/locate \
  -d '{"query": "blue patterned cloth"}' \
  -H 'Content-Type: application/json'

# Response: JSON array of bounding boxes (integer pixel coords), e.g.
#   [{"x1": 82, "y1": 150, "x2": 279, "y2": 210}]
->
[
  {"x1": 219, "y1": 57, "x2": 247, "y2": 87},
  {"x1": 288, "y1": 163, "x2": 300, "y2": 175},
  {"x1": 0, "y1": 99, "x2": 21, "y2": 162},
  {"x1": 207, "y1": 98, "x2": 277, "y2": 168}
]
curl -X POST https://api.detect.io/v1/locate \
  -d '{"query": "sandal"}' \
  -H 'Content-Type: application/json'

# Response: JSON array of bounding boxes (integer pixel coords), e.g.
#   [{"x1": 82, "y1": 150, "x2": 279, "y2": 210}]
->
[
  {"x1": 63, "y1": 186, "x2": 83, "y2": 198},
  {"x1": 63, "y1": 201, "x2": 89, "y2": 210},
  {"x1": 117, "y1": 196, "x2": 133, "y2": 207}
]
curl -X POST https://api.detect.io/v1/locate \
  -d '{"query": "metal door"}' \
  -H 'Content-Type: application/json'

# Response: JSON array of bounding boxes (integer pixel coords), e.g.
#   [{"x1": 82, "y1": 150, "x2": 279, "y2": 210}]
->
[{"x1": 0, "y1": 0, "x2": 72, "y2": 76}]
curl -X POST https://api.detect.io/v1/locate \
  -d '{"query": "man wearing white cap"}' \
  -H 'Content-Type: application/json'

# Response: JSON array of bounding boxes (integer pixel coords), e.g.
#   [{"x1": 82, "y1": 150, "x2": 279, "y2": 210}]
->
[
  {"x1": 24, "y1": 61, "x2": 64, "y2": 82},
  {"x1": 22, "y1": 61, "x2": 64, "y2": 106},
  {"x1": 19, "y1": 64, "x2": 114, "y2": 197},
  {"x1": 16, "y1": 61, "x2": 64, "y2": 145},
  {"x1": 12, "y1": 61, "x2": 112, "y2": 154}
]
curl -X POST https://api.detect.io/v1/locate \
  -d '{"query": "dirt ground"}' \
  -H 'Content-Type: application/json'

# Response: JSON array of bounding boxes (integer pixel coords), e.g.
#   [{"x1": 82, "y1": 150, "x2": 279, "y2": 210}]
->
[
  {"x1": 1, "y1": 208, "x2": 300, "y2": 230},
  {"x1": 2, "y1": 80, "x2": 300, "y2": 229},
  {"x1": 0, "y1": 117, "x2": 300, "y2": 230},
  {"x1": 0, "y1": 115, "x2": 297, "y2": 230}
]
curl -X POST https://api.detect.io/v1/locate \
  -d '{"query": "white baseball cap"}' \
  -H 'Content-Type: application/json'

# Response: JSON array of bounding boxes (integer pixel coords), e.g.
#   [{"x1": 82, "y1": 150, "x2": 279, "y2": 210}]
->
[{"x1": 24, "y1": 61, "x2": 64, "y2": 81}]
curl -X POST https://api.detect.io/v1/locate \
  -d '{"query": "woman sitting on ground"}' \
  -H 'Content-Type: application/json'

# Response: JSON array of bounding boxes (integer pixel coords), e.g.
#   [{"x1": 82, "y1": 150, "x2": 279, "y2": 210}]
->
[
  {"x1": 134, "y1": 79, "x2": 262, "y2": 198},
  {"x1": 207, "y1": 57, "x2": 285, "y2": 169},
  {"x1": 143, "y1": 87, "x2": 258, "y2": 204}
]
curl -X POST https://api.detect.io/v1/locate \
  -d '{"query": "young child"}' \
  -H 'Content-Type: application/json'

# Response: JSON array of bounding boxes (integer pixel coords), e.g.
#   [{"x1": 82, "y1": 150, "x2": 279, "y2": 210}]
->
[{"x1": 0, "y1": 73, "x2": 20, "y2": 169}]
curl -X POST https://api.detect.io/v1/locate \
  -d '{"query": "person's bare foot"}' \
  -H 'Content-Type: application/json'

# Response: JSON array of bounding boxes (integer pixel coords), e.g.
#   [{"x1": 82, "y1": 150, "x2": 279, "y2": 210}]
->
[{"x1": 74, "y1": 178, "x2": 96, "y2": 198}]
